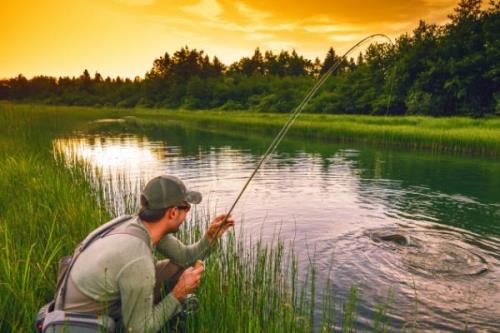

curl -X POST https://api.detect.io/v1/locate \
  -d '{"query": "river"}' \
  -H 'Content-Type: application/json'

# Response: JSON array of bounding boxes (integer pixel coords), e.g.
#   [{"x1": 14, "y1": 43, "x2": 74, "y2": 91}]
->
[{"x1": 54, "y1": 120, "x2": 500, "y2": 332}]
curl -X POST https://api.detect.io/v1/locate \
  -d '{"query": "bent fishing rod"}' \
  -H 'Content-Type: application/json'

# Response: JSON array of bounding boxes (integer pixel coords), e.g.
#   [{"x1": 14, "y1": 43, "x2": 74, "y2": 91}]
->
[{"x1": 209, "y1": 34, "x2": 393, "y2": 245}]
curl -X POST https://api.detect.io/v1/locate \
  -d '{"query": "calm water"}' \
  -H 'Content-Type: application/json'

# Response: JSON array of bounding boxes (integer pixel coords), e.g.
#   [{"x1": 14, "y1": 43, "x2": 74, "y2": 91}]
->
[{"x1": 54, "y1": 122, "x2": 500, "y2": 332}]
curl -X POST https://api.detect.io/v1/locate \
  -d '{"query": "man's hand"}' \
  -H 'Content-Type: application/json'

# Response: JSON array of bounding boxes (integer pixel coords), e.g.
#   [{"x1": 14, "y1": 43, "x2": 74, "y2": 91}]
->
[
  {"x1": 172, "y1": 265, "x2": 204, "y2": 301},
  {"x1": 206, "y1": 214, "x2": 235, "y2": 244}
]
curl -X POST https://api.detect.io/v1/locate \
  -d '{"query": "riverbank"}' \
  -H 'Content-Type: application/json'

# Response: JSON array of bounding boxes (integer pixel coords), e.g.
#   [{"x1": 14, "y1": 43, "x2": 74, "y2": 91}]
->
[
  {"x1": 9, "y1": 102, "x2": 497, "y2": 157},
  {"x1": 132, "y1": 108, "x2": 500, "y2": 157},
  {"x1": 0, "y1": 103, "x2": 375, "y2": 332},
  {"x1": 0, "y1": 103, "x2": 115, "y2": 331}
]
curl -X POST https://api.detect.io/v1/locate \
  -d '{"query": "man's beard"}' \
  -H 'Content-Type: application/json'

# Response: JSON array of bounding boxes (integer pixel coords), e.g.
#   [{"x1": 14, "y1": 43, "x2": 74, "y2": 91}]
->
[{"x1": 173, "y1": 218, "x2": 185, "y2": 232}]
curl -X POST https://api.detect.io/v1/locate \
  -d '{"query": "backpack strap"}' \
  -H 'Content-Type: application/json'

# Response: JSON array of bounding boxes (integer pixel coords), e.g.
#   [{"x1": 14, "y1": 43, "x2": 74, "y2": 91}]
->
[
  {"x1": 105, "y1": 222, "x2": 151, "y2": 247},
  {"x1": 54, "y1": 214, "x2": 138, "y2": 310},
  {"x1": 80, "y1": 214, "x2": 134, "y2": 251}
]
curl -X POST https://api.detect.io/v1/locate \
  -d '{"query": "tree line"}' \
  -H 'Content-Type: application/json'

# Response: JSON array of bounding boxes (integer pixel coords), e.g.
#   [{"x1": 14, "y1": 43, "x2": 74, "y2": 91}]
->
[{"x1": 1, "y1": 0, "x2": 498, "y2": 116}]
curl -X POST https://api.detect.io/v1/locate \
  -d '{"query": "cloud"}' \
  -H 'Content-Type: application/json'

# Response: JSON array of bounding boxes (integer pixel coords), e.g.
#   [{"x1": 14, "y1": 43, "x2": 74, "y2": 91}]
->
[
  {"x1": 235, "y1": 1, "x2": 271, "y2": 20},
  {"x1": 246, "y1": 32, "x2": 274, "y2": 40},
  {"x1": 100, "y1": 0, "x2": 461, "y2": 64},
  {"x1": 303, "y1": 24, "x2": 361, "y2": 33},
  {"x1": 182, "y1": 0, "x2": 222, "y2": 19},
  {"x1": 235, "y1": 0, "x2": 457, "y2": 25},
  {"x1": 262, "y1": 40, "x2": 296, "y2": 50}
]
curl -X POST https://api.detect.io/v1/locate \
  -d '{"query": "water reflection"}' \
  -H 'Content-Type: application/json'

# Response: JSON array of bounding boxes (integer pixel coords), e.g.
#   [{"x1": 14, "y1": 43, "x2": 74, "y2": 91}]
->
[
  {"x1": 53, "y1": 132, "x2": 500, "y2": 332},
  {"x1": 54, "y1": 135, "x2": 165, "y2": 176}
]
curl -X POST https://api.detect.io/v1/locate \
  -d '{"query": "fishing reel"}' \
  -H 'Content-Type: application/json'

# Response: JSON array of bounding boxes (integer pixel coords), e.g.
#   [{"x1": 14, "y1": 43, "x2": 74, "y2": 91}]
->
[{"x1": 180, "y1": 293, "x2": 200, "y2": 317}]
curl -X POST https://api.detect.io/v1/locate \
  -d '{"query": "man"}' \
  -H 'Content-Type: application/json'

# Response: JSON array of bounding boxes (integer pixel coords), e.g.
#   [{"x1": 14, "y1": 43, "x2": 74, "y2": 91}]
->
[{"x1": 62, "y1": 175, "x2": 235, "y2": 332}]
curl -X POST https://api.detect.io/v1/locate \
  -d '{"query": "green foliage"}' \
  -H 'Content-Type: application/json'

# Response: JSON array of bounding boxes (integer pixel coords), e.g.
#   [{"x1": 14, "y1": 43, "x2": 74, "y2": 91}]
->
[{"x1": 0, "y1": 0, "x2": 498, "y2": 117}]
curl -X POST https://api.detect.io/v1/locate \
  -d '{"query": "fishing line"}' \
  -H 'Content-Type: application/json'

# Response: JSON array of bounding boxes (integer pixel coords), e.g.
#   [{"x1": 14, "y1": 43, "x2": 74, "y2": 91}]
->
[{"x1": 210, "y1": 34, "x2": 394, "y2": 243}]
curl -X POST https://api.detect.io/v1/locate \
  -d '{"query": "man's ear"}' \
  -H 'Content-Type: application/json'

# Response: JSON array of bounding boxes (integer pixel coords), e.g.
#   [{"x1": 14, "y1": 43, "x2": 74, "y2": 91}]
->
[{"x1": 165, "y1": 207, "x2": 176, "y2": 219}]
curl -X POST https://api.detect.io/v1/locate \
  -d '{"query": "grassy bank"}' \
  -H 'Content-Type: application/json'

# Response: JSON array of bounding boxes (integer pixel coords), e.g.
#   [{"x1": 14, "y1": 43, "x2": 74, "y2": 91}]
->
[
  {"x1": 127, "y1": 108, "x2": 500, "y2": 157},
  {"x1": 0, "y1": 103, "x2": 118, "y2": 331},
  {"x1": 5, "y1": 102, "x2": 500, "y2": 156},
  {"x1": 0, "y1": 105, "x2": 389, "y2": 331}
]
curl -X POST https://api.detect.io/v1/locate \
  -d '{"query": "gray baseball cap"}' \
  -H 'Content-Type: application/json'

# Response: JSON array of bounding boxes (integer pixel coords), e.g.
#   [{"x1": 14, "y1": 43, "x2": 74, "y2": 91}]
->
[{"x1": 141, "y1": 175, "x2": 202, "y2": 209}]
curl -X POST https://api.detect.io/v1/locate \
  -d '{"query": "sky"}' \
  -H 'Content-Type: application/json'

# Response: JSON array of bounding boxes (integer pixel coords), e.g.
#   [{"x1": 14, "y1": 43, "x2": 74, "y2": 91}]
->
[{"x1": 0, "y1": 0, "x2": 460, "y2": 79}]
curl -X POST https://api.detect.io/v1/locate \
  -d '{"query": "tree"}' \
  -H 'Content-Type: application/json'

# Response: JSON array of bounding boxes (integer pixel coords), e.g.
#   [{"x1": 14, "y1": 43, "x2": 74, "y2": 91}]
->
[
  {"x1": 212, "y1": 56, "x2": 226, "y2": 76},
  {"x1": 94, "y1": 72, "x2": 103, "y2": 83},
  {"x1": 312, "y1": 57, "x2": 322, "y2": 77},
  {"x1": 263, "y1": 50, "x2": 281, "y2": 76},
  {"x1": 230, "y1": 48, "x2": 265, "y2": 76},
  {"x1": 277, "y1": 51, "x2": 291, "y2": 76},
  {"x1": 148, "y1": 52, "x2": 171, "y2": 79},
  {"x1": 320, "y1": 47, "x2": 339, "y2": 75},
  {"x1": 79, "y1": 69, "x2": 92, "y2": 93},
  {"x1": 288, "y1": 50, "x2": 311, "y2": 76}
]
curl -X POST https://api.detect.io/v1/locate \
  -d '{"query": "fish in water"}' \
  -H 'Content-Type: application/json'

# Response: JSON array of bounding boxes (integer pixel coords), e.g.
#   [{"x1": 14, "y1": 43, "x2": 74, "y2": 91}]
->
[
  {"x1": 371, "y1": 232, "x2": 410, "y2": 246},
  {"x1": 366, "y1": 227, "x2": 489, "y2": 277}
]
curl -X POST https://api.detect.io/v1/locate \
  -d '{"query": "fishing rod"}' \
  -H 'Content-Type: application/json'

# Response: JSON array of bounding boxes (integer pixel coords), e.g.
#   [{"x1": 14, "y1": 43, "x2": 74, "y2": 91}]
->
[{"x1": 210, "y1": 34, "x2": 393, "y2": 243}]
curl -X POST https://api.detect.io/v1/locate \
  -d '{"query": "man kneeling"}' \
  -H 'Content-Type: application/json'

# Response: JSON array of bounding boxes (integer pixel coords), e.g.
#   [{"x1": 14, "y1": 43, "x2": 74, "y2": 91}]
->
[{"x1": 62, "y1": 175, "x2": 234, "y2": 332}]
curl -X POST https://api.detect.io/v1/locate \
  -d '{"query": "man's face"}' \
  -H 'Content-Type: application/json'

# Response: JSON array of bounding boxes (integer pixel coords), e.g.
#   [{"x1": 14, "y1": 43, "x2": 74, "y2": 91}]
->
[{"x1": 170, "y1": 202, "x2": 191, "y2": 232}]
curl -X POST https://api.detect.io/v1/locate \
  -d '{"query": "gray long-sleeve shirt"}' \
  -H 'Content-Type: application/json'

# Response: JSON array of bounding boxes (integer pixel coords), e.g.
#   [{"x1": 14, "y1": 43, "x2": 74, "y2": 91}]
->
[{"x1": 64, "y1": 216, "x2": 210, "y2": 332}]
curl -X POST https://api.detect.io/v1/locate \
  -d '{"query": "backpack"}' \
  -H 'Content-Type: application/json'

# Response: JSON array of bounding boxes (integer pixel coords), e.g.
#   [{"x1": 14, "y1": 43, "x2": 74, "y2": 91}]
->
[{"x1": 35, "y1": 215, "x2": 149, "y2": 333}]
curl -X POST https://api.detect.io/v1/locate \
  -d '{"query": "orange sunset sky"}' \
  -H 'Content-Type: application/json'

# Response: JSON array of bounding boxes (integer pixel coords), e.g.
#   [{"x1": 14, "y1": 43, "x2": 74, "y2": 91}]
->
[{"x1": 1, "y1": 0, "x2": 460, "y2": 79}]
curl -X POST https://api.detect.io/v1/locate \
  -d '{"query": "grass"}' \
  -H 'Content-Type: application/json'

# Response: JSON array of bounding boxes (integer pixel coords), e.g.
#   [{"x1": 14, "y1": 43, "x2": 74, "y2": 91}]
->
[
  {"x1": 98, "y1": 106, "x2": 500, "y2": 157},
  {"x1": 147, "y1": 110, "x2": 500, "y2": 156},
  {"x1": 0, "y1": 103, "x2": 117, "y2": 331},
  {"x1": 6, "y1": 101, "x2": 500, "y2": 157},
  {"x1": 0, "y1": 103, "x2": 402, "y2": 331}
]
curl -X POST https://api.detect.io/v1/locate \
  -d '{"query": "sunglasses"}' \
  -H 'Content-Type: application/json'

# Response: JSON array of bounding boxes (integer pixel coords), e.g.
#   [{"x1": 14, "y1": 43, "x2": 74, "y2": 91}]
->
[{"x1": 176, "y1": 202, "x2": 191, "y2": 212}]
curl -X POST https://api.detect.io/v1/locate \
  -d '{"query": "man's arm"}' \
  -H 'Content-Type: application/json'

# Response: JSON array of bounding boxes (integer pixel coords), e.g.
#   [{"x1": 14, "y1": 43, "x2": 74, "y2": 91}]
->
[
  {"x1": 156, "y1": 214, "x2": 235, "y2": 267},
  {"x1": 156, "y1": 234, "x2": 210, "y2": 267},
  {"x1": 118, "y1": 256, "x2": 182, "y2": 333}
]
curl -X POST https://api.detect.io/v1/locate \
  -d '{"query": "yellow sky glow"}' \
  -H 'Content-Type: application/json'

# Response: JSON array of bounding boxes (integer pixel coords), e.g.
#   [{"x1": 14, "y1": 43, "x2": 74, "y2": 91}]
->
[{"x1": 0, "y1": 0, "x2": 459, "y2": 79}]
